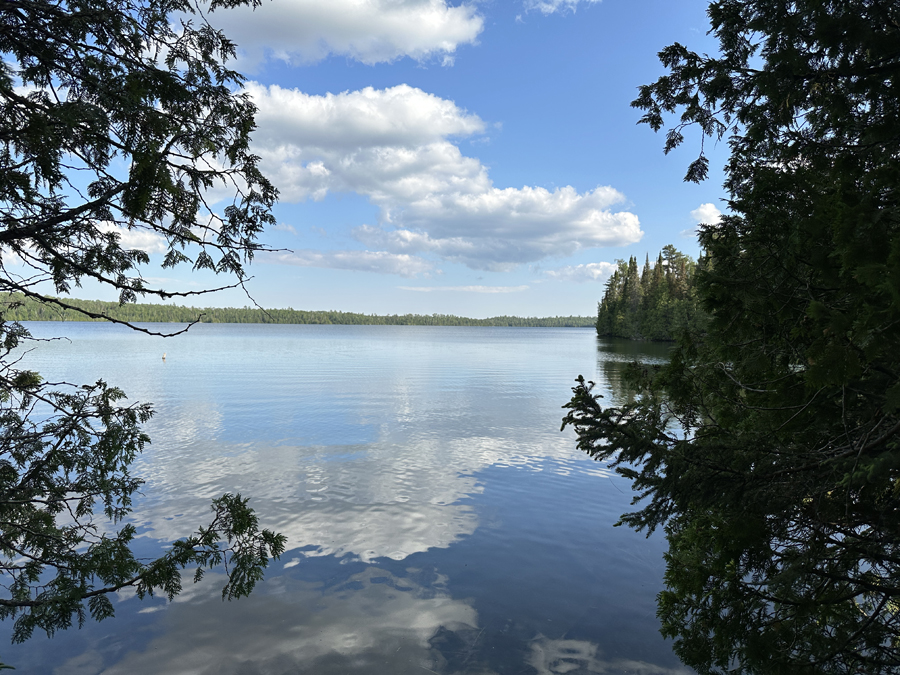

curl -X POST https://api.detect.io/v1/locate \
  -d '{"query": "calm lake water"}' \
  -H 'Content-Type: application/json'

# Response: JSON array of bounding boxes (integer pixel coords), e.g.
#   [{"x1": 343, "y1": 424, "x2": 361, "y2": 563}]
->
[{"x1": 3, "y1": 322, "x2": 687, "y2": 675}]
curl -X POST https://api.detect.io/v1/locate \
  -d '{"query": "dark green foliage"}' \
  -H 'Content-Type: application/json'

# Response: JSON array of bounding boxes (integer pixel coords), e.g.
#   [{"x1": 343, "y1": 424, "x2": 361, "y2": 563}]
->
[
  {"x1": 0, "y1": 293, "x2": 596, "y2": 327},
  {"x1": 596, "y1": 245, "x2": 706, "y2": 341},
  {"x1": 0, "y1": 0, "x2": 285, "y2": 660},
  {"x1": 564, "y1": 1, "x2": 900, "y2": 672},
  {"x1": 1, "y1": 0, "x2": 276, "y2": 307}
]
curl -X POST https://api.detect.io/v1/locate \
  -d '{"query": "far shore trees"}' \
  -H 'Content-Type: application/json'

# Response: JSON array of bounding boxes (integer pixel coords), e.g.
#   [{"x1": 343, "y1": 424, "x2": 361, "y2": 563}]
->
[
  {"x1": 565, "y1": 0, "x2": 900, "y2": 672},
  {"x1": 0, "y1": 293, "x2": 596, "y2": 327},
  {"x1": 595, "y1": 245, "x2": 705, "y2": 341},
  {"x1": 0, "y1": 0, "x2": 285, "y2": 658}
]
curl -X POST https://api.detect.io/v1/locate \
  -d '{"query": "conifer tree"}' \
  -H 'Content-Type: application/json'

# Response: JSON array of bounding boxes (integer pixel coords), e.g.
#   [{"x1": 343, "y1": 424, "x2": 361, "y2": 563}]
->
[
  {"x1": 595, "y1": 246, "x2": 703, "y2": 341},
  {"x1": 568, "y1": 1, "x2": 900, "y2": 671}
]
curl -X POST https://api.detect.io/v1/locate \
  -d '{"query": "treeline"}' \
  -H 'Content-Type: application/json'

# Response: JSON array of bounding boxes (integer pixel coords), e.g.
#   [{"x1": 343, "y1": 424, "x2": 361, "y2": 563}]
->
[
  {"x1": 0, "y1": 294, "x2": 594, "y2": 328},
  {"x1": 596, "y1": 245, "x2": 706, "y2": 341}
]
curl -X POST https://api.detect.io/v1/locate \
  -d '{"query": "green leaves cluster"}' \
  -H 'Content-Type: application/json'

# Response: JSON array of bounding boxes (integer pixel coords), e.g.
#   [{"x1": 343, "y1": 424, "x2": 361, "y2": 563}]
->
[
  {"x1": 1, "y1": 0, "x2": 276, "y2": 310},
  {"x1": 596, "y1": 245, "x2": 706, "y2": 341},
  {"x1": 565, "y1": 1, "x2": 900, "y2": 672}
]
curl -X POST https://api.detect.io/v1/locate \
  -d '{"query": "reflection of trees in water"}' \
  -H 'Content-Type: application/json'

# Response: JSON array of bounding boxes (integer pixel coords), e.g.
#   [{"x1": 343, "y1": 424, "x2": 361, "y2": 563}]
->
[{"x1": 595, "y1": 337, "x2": 672, "y2": 406}]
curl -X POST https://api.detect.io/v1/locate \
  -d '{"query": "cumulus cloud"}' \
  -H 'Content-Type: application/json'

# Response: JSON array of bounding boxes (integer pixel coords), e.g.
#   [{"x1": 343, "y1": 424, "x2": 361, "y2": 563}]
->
[
  {"x1": 206, "y1": 0, "x2": 483, "y2": 67},
  {"x1": 350, "y1": 185, "x2": 639, "y2": 271},
  {"x1": 690, "y1": 202, "x2": 723, "y2": 226},
  {"x1": 544, "y1": 261, "x2": 616, "y2": 282},
  {"x1": 683, "y1": 202, "x2": 723, "y2": 237},
  {"x1": 248, "y1": 83, "x2": 642, "y2": 271},
  {"x1": 97, "y1": 223, "x2": 168, "y2": 254},
  {"x1": 524, "y1": 0, "x2": 602, "y2": 14},
  {"x1": 248, "y1": 83, "x2": 485, "y2": 159},
  {"x1": 262, "y1": 249, "x2": 434, "y2": 278},
  {"x1": 398, "y1": 285, "x2": 529, "y2": 293}
]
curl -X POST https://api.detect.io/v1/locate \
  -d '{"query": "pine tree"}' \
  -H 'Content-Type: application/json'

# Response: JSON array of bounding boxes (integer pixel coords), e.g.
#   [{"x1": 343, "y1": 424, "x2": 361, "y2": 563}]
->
[{"x1": 595, "y1": 247, "x2": 703, "y2": 341}]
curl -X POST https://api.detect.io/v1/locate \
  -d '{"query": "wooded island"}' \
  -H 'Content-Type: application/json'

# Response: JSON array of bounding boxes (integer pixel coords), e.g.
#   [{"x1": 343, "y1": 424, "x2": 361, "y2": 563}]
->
[{"x1": 595, "y1": 245, "x2": 705, "y2": 341}]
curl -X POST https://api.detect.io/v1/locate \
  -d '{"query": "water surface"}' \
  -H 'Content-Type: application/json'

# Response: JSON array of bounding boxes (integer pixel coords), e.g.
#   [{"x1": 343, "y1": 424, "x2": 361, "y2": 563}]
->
[{"x1": 4, "y1": 323, "x2": 684, "y2": 674}]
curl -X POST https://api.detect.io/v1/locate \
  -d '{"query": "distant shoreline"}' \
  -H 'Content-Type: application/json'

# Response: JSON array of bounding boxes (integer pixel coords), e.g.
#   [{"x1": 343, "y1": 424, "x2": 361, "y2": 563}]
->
[{"x1": 2, "y1": 294, "x2": 594, "y2": 328}]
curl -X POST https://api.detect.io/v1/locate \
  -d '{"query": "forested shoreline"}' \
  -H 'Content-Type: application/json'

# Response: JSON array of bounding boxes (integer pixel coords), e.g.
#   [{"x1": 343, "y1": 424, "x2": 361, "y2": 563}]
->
[
  {"x1": 0, "y1": 294, "x2": 594, "y2": 328},
  {"x1": 595, "y1": 245, "x2": 706, "y2": 341}
]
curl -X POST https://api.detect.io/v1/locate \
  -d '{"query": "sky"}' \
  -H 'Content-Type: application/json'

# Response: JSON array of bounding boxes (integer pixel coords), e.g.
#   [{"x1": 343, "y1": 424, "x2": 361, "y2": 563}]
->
[{"x1": 117, "y1": 0, "x2": 730, "y2": 317}]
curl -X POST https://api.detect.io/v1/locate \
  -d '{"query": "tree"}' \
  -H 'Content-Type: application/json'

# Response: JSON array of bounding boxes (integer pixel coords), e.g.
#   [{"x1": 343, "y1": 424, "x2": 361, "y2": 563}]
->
[
  {"x1": 565, "y1": 1, "x2": 900, "y2": 673},
  {"x1": 595, "y1": 246, "x2": 704, "y2": 341},
  {"x1": 0, "y1": 0, "x2": 285, "y2": 656}
]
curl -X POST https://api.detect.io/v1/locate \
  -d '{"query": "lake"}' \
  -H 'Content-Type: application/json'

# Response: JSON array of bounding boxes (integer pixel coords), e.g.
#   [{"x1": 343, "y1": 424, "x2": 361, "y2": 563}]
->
[{"x1": 2, "y1": 322, "x2": 687, "y2": 675}]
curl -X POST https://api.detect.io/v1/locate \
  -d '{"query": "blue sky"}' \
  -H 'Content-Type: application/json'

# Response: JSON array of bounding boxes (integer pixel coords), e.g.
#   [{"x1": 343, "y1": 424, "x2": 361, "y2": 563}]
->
[{"x1": 128, "y1": 0, "x2": 729, "y2": 317}]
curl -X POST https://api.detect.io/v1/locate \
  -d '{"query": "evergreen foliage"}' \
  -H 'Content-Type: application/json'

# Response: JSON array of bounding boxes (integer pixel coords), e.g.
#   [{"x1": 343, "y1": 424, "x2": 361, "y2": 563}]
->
[
  {"x1": 0, "y1": 293, "x2": 595, "y2": 327},
  {"x1": 595, "y1": 245, "x2": 706, "y2": 341},
  {"x1": 0, "y1": 0, "x2": 285, "y2": 659},
  {"x1": 564, "y1": 1, "x2": 900, "y2": 672}
]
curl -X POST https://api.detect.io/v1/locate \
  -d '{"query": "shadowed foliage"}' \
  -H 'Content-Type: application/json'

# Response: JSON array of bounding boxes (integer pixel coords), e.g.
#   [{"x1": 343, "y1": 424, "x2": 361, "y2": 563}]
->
[{"x1": 565, "y1": 1, "x2": 900, "y2": 672}]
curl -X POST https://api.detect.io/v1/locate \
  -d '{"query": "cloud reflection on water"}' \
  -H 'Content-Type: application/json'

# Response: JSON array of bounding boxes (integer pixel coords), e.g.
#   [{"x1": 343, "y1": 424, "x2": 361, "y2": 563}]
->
[
  {"x1": 59, "y1": 567, "x2": 478, "y2": 675},
  {"x1": 11, "y1": 325, "x2": 682, "y2": 674},
  {"x1": 527, "y1": 636, "x2": 691, "y2": 675},
  {"x1": 132, "y1": 398, "x2": 611, "y2": 562},
  {"x1": 58, "y1": 568, "x2": 690, "y2": 675},
  {"x1": 132, "y1": 434, "x2": 612, "y2": 562}
]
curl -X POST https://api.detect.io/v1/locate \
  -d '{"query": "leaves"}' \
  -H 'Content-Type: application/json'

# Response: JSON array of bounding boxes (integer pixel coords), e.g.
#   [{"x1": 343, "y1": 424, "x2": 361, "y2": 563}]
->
[
  {"x1": 0, "y1": 0, "x2": 278, "y2": 310},
  {"x1": 0, "y1": 365, "x2": 286, "y2": 642},
  {"x1": 571, "y1": 1, "x2": 900, "y2": 672}
]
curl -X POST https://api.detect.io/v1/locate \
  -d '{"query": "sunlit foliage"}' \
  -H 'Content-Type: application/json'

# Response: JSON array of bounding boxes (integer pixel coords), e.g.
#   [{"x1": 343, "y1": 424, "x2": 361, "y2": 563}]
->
[{"x1": 595, "y1": 245, "x2": 706, "y2": 341}]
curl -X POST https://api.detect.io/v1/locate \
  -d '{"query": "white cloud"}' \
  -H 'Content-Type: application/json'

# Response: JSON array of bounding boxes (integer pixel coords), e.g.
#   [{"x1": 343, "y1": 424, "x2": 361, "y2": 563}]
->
[
  {"x1": 248, "y1": 83, "x2": 642, "y2": 271},
  {"x1": 544, "y1": 261, "x2": 616, "y2": 282},
  {"x1": 248, "y1": 83, "x2": 485, "y2": 157},
  {"x1": 524, "y1": 0, "x2": 602, "y2": 14},
  {"x1": 683, "y1": 202, "x2": 723, "y2": 237},
  {"x1": 206, "y1": 0, "x2": 483, "y2": 67},
  {"x1": 97, "y1": 223, "x2": 168, "y2": 254},
  {"x1": 398, "y1": 285, "x2": 529, "y2": 293},
  {"x1": 350, "y1": 185, "x2": 639, "y2": 271},
  {"x1": 262, "y1": 249, "x2": 434, "y2": 278},
  {"x1": 690, "y1": 202, "x2": 723, "y2": 226},
  {"x1": 272, "y1": 222, "x2": 297, "y2": 235}
]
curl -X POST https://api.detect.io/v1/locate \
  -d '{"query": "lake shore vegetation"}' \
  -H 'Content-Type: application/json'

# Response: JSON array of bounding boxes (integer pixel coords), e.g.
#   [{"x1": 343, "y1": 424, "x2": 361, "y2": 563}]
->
[
  {"x1": 564, "y1": 0, "x2": 900, "y2": 672},
  {"x1": 0, "y1": 293, "x2": 595, "y2": 327},
  {"x1": 595, "y1": 245, "x2": 706, "y2": 341}
]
